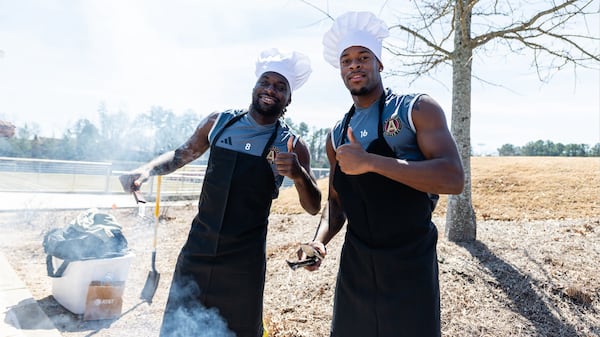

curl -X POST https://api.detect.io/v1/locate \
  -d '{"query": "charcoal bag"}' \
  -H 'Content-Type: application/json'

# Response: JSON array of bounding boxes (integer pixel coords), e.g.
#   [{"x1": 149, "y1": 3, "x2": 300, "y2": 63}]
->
[{"x1": 43, "y1": 208, "x2": 129, "y2": 278}]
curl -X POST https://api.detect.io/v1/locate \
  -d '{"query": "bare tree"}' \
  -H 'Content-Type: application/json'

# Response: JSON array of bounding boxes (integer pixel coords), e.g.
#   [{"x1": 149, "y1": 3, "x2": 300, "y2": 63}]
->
[{"x1": 304, "y1": 0, "x2": 599, "y2": 241}]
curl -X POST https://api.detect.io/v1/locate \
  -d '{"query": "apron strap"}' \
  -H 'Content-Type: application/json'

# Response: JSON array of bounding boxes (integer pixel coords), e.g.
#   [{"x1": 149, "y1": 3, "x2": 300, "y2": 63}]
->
[
  {"x1": 340, "y1": 90, "x2": 388, "y2": 145},
  {"x1": 211, "y1": 111, "x2": 248, "y2": 149},
  {"x1": 261, "y1": 120, "x2": 280, "y2": 157},
  {"x1": 211, "y1": 111, "x2": 281, "y2": 158}
]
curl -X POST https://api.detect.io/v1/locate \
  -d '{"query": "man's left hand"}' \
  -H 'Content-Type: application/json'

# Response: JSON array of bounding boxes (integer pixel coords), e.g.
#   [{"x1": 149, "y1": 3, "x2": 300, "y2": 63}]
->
[
  {"x1": 336, "y1": 127, "x2": 371, "y2": 175},
  {"x1": 274, "y1": 135, "x2": 302, "y2": 179}
]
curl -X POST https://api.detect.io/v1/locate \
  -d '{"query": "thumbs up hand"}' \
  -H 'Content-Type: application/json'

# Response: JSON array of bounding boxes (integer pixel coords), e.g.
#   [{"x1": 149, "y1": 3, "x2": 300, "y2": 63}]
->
[
  {"x1": 275, "y1": 135, "x2": 302, "y2": 179},
  {"x1": 347, "y1": 126, "x2": 359, "y2": 144},
  {"x1": 287, "y1": 134, "x2": 294, "y2": 152},
  {"x1": 335, "y1": 127, "x2": 371, "y2": 175}
]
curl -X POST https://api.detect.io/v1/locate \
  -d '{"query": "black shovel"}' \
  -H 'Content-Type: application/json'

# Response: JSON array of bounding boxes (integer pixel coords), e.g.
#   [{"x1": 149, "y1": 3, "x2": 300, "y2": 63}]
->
[{"x1": 141, "y1": 175, "x2": 162, "y2": 303}]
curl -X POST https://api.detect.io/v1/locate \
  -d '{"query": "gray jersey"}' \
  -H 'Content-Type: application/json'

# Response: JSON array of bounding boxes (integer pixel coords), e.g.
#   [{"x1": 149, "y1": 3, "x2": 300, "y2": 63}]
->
[
  {"x1": 331, "y1": 92, "x2": 426, "y2": 161},
  {"x1": 208, "y1": 110, "x2": 298, "y2": 186}
]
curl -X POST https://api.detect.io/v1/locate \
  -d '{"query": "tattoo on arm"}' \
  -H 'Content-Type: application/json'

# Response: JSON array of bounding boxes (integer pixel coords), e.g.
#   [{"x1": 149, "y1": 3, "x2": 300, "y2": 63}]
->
[{"x1": 150, "y1": 148, "x2": 185, "y2": 176}]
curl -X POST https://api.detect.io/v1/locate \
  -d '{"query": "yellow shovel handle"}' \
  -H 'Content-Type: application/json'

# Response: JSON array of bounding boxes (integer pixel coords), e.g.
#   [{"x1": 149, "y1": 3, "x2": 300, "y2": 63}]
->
[
  {"x1": 155, "y1": 175, "x2": 161, "y2": 218},
  {"x1": 152, "y1": 176, "x2": 162, "y2": 249}
]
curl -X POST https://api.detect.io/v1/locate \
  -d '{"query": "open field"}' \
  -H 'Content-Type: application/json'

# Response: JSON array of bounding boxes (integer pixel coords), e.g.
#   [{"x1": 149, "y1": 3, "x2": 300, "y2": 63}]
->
[
  {"x1": 272, "y1": 156, "x2": 600, "y2": 220},
  {"x1": 1, "y1": 156, "x2": 599, "y2": 336}
]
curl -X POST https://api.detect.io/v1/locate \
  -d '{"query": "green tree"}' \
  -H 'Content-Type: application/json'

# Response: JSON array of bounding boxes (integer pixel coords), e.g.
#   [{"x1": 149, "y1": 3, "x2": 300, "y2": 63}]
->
[
  {"x1": 37, "y1": 137, "x2": 65, "y2": 159},
  {"x1": 522, "y1": 140, "x2": 546, "y2": 156},
  {"x1": 10, "y1": 124, "x2": 37, "y2": 157},
  {"x1": 98, "y1": 103, "x2": 131, "y2": 160},
  {"x1": 71, "y1": 119, "x2": 102, "y2": 160},
  {"x1": 125, "y1": 106, "x2": 202, "y2": 159},
  {"x1": 284, "y1": 117, "x2": 297, "y2": 133},
  {"x1": 172, "y1": 110, "x2": 202, "y2": 147},
  {"x1": 308, "y1": 127, "x2": 330, "y2": 168},
  {"x1": 563, "y1": 143, "x2": 589, "y2": 156},
  {"x1": 297, "y1": 122, "x2": 310, "y2": 139},
  {"x1": 56, "y1": 135, "x2": 77, "y2": 160},
  {"x1": 590, "y1": 143, "x2": 600, "y2": 156},
  {"x1": 497, "y1": 143, "x2": 520, "y2": 156},
  {"x1": 552, "y1": 142, "x2": 566, "y2": 156}
]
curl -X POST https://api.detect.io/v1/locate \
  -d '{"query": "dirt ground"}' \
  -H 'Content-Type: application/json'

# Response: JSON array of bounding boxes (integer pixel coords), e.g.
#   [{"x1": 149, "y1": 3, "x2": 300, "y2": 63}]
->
[{"x1": 1, "y1": 156, "x2": 599, "y2": 337}]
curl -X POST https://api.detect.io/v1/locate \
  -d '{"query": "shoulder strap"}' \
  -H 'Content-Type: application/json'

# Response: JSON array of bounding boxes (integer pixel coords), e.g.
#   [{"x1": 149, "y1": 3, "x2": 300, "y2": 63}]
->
[
  {"x1": 377, "y1": 89, "x2": 390, "y2": 138},
  {"x1": 261, "y1": 120, "x2": 280, "y2": 157},
  {"x1": 211, "y1": 111, "x2": 248, "y2": 148},
  {"x1": 339, "y1": 90, "x2": 388, "y2": 145}
]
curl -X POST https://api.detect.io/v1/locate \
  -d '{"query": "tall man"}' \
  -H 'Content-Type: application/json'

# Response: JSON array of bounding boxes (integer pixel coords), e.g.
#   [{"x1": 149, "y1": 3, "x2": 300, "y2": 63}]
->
[
  {"x1": 303, "y1": 12, "x2": 464, "y2": 337},
  {"x1": 120, "y1": 48, "x2": 322, "y2": 337}
]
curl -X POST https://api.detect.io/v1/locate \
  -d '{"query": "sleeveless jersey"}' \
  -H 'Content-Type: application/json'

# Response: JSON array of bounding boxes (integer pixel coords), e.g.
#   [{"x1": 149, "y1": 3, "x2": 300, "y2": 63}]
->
[
  {"x1": 331, "y1": 92, "x2": 425, "y2": 161},
  {"x1": 208, "y1": 109, "x2": 298, "y2": 189}
]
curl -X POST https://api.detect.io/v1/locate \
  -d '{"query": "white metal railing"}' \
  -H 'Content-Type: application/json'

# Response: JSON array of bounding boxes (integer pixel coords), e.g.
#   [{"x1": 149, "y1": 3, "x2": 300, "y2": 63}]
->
[{"x1": 0, "y1": 157, "x2": 328, "y2": 197}]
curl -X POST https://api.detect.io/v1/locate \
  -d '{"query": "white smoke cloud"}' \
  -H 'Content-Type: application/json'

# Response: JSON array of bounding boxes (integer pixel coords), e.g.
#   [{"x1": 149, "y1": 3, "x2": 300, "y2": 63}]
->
[{"x1": 160, "y1": 277, "x2": 236, "y2": 337}]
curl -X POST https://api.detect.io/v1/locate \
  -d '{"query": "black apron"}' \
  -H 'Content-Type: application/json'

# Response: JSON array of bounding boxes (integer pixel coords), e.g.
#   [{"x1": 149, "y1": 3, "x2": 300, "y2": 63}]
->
[
  {"x1": 160, "y1": 113, "x2": 279, "y2": 337},
  {"x1": 330, "y1": 94, "x2": 441, "y2": 337}
]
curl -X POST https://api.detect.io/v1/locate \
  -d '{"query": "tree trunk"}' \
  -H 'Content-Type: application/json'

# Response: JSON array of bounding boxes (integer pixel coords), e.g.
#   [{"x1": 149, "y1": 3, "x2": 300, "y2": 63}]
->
[{"x1": 445, "y1": 0, "x2": 476, "y2": 242}]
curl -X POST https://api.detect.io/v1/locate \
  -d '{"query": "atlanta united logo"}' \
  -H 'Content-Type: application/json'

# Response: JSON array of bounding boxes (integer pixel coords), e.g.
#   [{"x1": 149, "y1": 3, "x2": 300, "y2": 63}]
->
[
  {"x1": 266, "y1": 146, "x2": 280, "y2": 164},
  {"x1": 383, "y1": 116, "x2": 402, "y2": 136}
]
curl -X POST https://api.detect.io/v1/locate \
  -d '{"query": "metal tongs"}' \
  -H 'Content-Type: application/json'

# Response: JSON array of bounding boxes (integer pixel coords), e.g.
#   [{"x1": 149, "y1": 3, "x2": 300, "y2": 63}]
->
[
  {"x1": 286, "y1": 244, "x2": 324, "y2": 271},
  {"x1": 119, "y1": 175, "x2": 147, "y2": 204}
]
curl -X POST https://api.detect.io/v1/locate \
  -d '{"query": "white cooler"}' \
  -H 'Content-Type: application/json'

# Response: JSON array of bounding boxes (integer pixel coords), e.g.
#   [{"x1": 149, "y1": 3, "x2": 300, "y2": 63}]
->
[{"x1": 51, "y1": 252, "x2": 134, "y2": 314}]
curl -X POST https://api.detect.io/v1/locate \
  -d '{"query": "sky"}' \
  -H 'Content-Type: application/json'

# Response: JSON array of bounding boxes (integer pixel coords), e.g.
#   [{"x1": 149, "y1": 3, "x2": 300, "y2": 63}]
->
[{"x1": 0, "y1": 0, "x2": 598, "y2": 155}]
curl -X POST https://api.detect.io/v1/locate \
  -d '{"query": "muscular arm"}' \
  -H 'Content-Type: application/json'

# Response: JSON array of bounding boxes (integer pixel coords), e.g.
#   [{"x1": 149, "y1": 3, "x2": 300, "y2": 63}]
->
[
  {"x1": 335, "y1": 95, "x2": 465, "y2": 195},
  {"x1": 301, "y1": 135, "x2": 346, "y2": 271},
  {"x1": 121, "y1": 113, "x2": 218, "y2": 191},
  {"x1": 275, "y1": 136, "x2": 322, "y2": 215},
  {"x1": 313, "y1": 135, "x2": 347, "y2": 246}
]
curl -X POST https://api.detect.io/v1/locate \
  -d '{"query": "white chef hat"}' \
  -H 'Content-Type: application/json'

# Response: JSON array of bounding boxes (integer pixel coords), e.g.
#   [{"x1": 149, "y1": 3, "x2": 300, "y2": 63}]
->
[
  {"x1": 255, "y1": 48, "x2": 312, "y2": 91},
  {"x1": 322, "y1": 11, "x2": 390, "y2": 68}
]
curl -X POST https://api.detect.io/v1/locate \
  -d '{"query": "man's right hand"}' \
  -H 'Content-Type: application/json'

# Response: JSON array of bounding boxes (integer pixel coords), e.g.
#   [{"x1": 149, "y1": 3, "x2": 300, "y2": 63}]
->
[
  {"x1": 296, "y1": 241, "x2": 327, "y2": 271},
  {"x1": 119, "y1": 172, "x2": 148, "y2": 203},
  {"x1": 119, "y1": 173, "x2": 140, "y2": 192}
]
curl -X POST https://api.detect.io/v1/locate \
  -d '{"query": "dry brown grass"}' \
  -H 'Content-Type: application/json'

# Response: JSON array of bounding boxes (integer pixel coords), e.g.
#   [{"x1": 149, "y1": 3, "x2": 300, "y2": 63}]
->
[
  {"x1": 1, "y1": 156, "x2": 599, "y2": 337},
  {"x1": 466, "y1": 157, "x2": 599, "y2": 221},
  {"x1": 265, "y1": 156, "x2": 600, "y2": 337},
  {"x1": 273, "y1": 156, "x2": 600, "y2": 221}
]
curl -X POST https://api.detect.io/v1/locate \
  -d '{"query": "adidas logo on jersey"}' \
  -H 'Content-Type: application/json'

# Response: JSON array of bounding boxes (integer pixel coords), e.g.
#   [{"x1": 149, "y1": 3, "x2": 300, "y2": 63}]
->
[{"x1": 220, "y1": 136, "x2": 232, "y2": 145}]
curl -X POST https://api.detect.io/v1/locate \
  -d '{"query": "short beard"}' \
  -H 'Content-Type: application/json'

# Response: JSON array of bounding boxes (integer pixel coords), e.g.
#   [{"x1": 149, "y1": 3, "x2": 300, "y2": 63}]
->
[
  {"x1": 251, "y1": 96, "x2": 283, "y2": 117},
  {"x1": 349, "y1": 86, "x2": 370, "y2": 96}
]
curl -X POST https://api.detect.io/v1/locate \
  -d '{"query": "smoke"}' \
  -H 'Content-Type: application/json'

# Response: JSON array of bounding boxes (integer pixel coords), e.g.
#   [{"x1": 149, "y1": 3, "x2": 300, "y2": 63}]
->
[
  {"x1": 161, "y1": 304, "x2": 236, "y2": 337},
  {"x1": 159, "y1": 276, "x2": 236, "y2": 337}
]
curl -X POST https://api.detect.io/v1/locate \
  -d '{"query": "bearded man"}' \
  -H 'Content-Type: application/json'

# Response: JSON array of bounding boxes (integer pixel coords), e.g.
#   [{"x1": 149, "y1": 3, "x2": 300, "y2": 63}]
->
[{"x1": 120, "y1": 48, "x2": 321, "y2": 337}]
